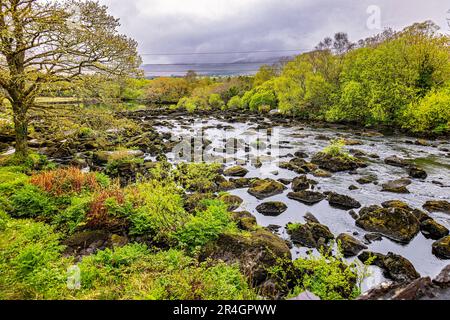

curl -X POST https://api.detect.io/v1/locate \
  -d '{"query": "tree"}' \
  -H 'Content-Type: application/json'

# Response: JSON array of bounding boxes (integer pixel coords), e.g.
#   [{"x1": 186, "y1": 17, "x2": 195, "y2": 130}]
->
[{"x1": 0, "y1": 0, "x2": 141, "y2": 159}]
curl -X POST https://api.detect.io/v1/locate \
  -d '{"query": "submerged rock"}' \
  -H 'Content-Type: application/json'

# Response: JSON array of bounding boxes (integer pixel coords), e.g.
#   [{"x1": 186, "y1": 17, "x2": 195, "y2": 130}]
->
[
  {"x1": 337, "y1": 234, "x2": 368, "y2": 257},
  {"x1": 432, "y1": 236, "x2": 450, "y2": 259},
  {"x1": 247, "y1": 179, "x2": 286, "y2": 200},
  {"x1": 256, "y1": 201, "x2": 288, "y2": 216},
  {"x1": 356, "y1": 206, "x2": 420, "y2": 243},
  {"x1": 327, "y1": 192, "x2": 361, "y2": 210},
  {"x1": 287, "y1": 191, "x2": 326, "y2": 205},
  {"x1": 224, "y1": 165, "x2": 249, "y2": 177}
]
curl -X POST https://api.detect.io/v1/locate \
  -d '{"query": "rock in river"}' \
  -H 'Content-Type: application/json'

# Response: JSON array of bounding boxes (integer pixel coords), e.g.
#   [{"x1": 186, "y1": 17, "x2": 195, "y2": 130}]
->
[
  {"x1": 381, "y1": 178, "x2": 412, "y2": 194},
  {"x1": 408, "y1": 166, "x2": 427, "y2": 179},
  {"x1": 287, "y1": 222, "x2": 334, "y2": 249},
  {"x1": 423, "y1": 200, "x2": 450, "y2": 214},
  {"x1": 287, "y1": 191, "x2": 326, "y2": 205},
  {"x1": 337, "y1": 234, "x2": 368, "y2": 257},
  {"x1": 219, "y1": 194, "x2": 243, "y2": 211},
  {"x1": 384, "y1": 155, "x2": 410, "y2": 168},
  {"x1": 327, "y1": 192, "x2": 361, "y2": 209},
  {"x1": 247, "y1": 179, "x2": 286, "y2": 200},
  {"x1": 256, "y1": 202, "x2": 288, "y2": 216},
  {"x1": 224, "y1": 165, "x2": 249, "y2": 177},
  {"x1": 420, "y1": 219, "x2": 449, "y2": 240},
  {"x1": 291, "y1": 175, "x2": 317, "y2": 192},
  {"x1": 356, "y1": 206, "x2": 420, "y2": 243},
  {"x1": 432, "y1": 236, "x2": 450, "y2": 259},
  {"x1": 311, "y1": 152, "x2": 366, "y2": 172}
]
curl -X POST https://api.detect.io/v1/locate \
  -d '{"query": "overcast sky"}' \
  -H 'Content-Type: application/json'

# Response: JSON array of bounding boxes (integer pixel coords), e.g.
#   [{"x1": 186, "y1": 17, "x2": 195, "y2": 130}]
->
[{"x1": 99, "y1": 0, "x2": 450, "y2": 64}]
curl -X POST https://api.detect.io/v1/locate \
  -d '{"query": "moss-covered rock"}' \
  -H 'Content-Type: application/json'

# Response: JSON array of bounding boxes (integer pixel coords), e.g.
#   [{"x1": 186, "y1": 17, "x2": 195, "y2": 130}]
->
[
  {"x1": 291, "y1": 175, "x2": 317, "y2": 192},
  {"x1": 287, "y1": 191, "x2": 326, "y2": 205},
  {"x1": 287, "y1": 222, "x2": 334, "y2": 249},
  {"x1": 432, "y1": 236, "x2": 450, "y2": 259},
  {"x1": 231, "y1": 211, "x2": 258, "y2": 231},
  {"x1": 256, "y1": 201, "x2": 288, "y2": 216},
  {"x1": 219, "y1": 194, "x2": 243, "y2": 211},
  {"x1": 420, "y1": 219, "x2": 449, "y2": 240},
  {"x1": 381, "y1": 178, "x2": 412, "y2": 194},
  {"x1": 247, "y1": 179, "x2": 286, "y2": 200},
  {"x1": 356, "y1": 207, "x2": 420, "y2": 243},
  {"x1": 311, "y1": 152, "x2": 366, "y2": 172},
  {"x1": 327, "y1": 192, "x2": 361, "y2": 210},
  {"x1": 337, "y1": 233, "x2": 367, "y2": 257},
  {"x1": 423, "y1": 200, "x2": 450, "y2": 214},
  {"x1": 224, "y1": 165, "x2": 249, "y2": 177}
]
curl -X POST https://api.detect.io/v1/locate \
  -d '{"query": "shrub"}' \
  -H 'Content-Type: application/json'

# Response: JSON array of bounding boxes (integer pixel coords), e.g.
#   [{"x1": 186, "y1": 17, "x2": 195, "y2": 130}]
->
[
  {"x1": 53, "y1": 196, "x2": 92, "y2": 234},
  {"x1": 208, "y1": 94, "x2": 225, "y2": 109},
  {"x1": 226, "y1": 95, "x2": 244, "y2": 109},
  {"x1": 76, "y1": 245, "x2": 256, "y2": 300},
  {"x1": 173, "y1": 162, "x2": 221, "y2": 193},
  {"x1": 126, "y1": 181, "x2": 187, "y2": 240},
  {"x1": 322, "y1": 139, "x2": 355, "y2": 160},
  {"x1": 30, "y1": 167, "x2": 110, "y2": 196},
  {"x1": 9, "y1": 185, "x2": 57, "y2": 218},
  {"x1": 288, "y1": 253, "x2": 360, "y2": 300},
  {"x1": 0, "y1": 166, "x2": 29, "y2": 195},
  {"x1": 175, "y1": 200, "x2": 237, "y2": 251},
  {"x1": 0, "y1": 219, "x2": 70, "y2": 299}
]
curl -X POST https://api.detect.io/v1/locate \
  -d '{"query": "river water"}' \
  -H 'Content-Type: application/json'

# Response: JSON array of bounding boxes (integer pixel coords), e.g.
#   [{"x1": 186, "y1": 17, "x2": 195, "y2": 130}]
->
[{"x1": 151, "y1": 114, "x2": 450, "y2": 290}]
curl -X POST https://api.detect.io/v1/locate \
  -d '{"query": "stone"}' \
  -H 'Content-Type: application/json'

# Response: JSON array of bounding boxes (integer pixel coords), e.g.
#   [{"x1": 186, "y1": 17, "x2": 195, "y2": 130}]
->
[
  {"x1": 287, "y1": 222, "x2": 334, "y2": 249},
  {"x1": 423, "y1": 200, "x2": 450, "y2": 214},
  {"x1": 432, "y1": 236, "x2": 450, "y2": 259},
  {"x1": 93, "y1": 149, "x2": 144, "y2": 165},
  {"x1": 311, "y1": 152, "x2": 366, "y2": 172},
  {"x1": 304, "y1": 212, "x2": 320, "y2": 224},
  {"x1": 420, "y1": 219, "x2": 449, "y2": 240},
  {"x1": 287, "y1": 191, "x2": 326, "y2": 205},
  {"x1": 356, "y1": 207, "x2": 420, "y2": 243},
  {"x1": 224, "y1": 165, "x2": 249, "y2": 177},
  {"x1": 408, "y1": 166, "x2": 427, "y2": 179},
  {"x1": 384, "y1": 155, "x2": 410, "y2": 168},
  {"x1": 247, "y1": 179, "x2": 286, "y2": 200},
  {"x1": 219, "y1": 194, "x2": 243, "y2": 211},
  {"x1": 312, "y1": 169, "x2": 332, "y2": 178},
  {"x1": 357, "y1": 175, "x2": 378, "y2": 185},
  {"x1": 291, "y1": 175, "x2": 316, "y2": 192},
  {"x1": 364, "y1": 233, "x2": 383, "y2": 243},
  {"x1": 327, "y1": 192, "x2": 361, "y2": 209},
  {"x1": 381, "y1": 178, "x2": 412, "y2": 194},
  {"x1": 337, "y1": 234, "x2": 368, "y2": 257},
  {"x1": 256, "y1": 202, "x2": 288, "y2": 216},
  {"x1": 232, "y1": 211, "x2": 258, "y2": 231}
]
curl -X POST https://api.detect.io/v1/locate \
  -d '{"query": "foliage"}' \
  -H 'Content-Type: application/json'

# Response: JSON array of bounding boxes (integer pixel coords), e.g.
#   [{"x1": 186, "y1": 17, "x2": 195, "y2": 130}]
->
[
  {"x1": 30, "y1": 168, "x2": 110, "y2": 196},
  {"x1": 226, "y1": 95, "x2": 244, "y2": 109},
  {"x1": 9, "y1": 185, "x2": 57, "y2": 218},
  {"x1": 322, "y1": 139, "x2": 355, "y2": 160},
  {"x1": 208, "y1": 94, "x2": 225, "y2": 109},
  {"x1": 175, "y1": 200, "x2": 238, "y2": 251},
  {"x1": 173, "y1": 162, "x2": 222, "y2": 193}
]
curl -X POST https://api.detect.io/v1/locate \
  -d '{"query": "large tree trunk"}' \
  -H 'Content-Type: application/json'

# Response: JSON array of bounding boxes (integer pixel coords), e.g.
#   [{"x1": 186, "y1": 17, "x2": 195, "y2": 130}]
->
[{"x1": 12, "y1": 101, "x2": 29, "y2": 159}]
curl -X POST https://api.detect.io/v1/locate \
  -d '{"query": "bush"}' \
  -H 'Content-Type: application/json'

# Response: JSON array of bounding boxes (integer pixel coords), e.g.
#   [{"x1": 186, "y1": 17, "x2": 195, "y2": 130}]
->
[
  {"x1": 208, "y1": 94, "x2": 225, "y2": 109},
  {"x1": 126, "y1": 181, "x2": 187, "y2": 240},
  {"x1": 9, "y1": 185, "x2": 57, "y2": 218},
  {"x1": 173, "y1": 162, "x2": 221, "y2": 193},
  {"x1": 175, "y1": 200, "x2": 237, "y2": 251},
  {"x1": 53, "y1": 195, "x2": 92, "y2": 234},
  {"x1": 0, "y1": 219, "x2": 70, "y2": 299},
  {"x1": 0, "y1": 166, "x2": 29, "y2": 195},
  {"x1": 401, "y1": 85, "x2": 450, "y2": 134},
  {"x1": 322, "y1": 139, "x2": 355, "y2": 160},
  {"x1": 76, "y1": 245, "x2": 256, "y2": 300},
  {"x1": 226, "y1": 95, "x2": 244, "y2": 109},
  {"x1": 288, "y1": 253, "x2": 360, "y2": 300},
  {"x1": 30, "y1": 167, "x2": 110, "y2": 196}
]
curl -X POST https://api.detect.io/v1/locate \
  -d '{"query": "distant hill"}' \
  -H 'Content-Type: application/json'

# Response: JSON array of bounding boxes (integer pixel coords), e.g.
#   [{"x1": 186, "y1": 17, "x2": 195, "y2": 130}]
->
[{"x1": 141, "y1": 56, "x2": 290, "y2": 78}]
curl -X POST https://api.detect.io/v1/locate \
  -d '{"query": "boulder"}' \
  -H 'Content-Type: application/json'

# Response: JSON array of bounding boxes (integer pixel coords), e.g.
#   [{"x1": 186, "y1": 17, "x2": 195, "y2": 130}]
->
[
  {"x1": 423, "y1": 200, "x2": 450, "y2": 214},
  {"x1": 337, "y1": 234, "x2": 368, "y2": 257},
  {"x1": 408, "y1": 166, "x2": 427, "y2": 179},
  {"x1": 224, "y1": 165, "x2": 249, "y2": 177},
  {"x1": 357, "y1": 175, "x2": 378, "y2": 185},
  {"x1": 291, "y1": 175, "x2": 316, "y2": 192},
  {"x1": 384, "y1": 155, "x2": 410, "y2": 168},
  {"x1": 256, "y1": 201, "x2": 288, "y2": 216},
  {"x1": 287, "y1": 222, "x2": 334, "y2": 249},
  {"x1": 311, "y1": 152, "x2": 366, "y2": 172},
  {"x1": 219, "y1": 194, "x2": 243, "y2": 211},
  {"x1": 312, "y1": 169, "x2": 332, "y2": 178},
  {"x1": 287, "y1": 191, "x2": 326, "y2": 205},
  {"x1": 356, "y1": 206, "x2": 420, "y2": 243},
  {"x1": 201, "y1": 229, "x2": 291, "y2": 288},
  {"x1": 327, "y1": 192, "x2": 361, "y2": 209},
  {"x1": 93, "y1": 149, "x2": 144, "y2": 165},
  {"x1": 247, "y1": 179, "x2": 286, "y2": 200},
  {"x1": 358, "y1": 251, "x2": 420, "y2": 283},
  {"x1": 232, "y1": 211, "x2": 257, "y2": 231},
  {"x1": 420, "y1": 219, "x2": 449, "y2": 240},
  {"x1": 432, "y1": 236, "x2": 450, "y2": 259},
  {"x1": 381, "y1": 178, "x2": 412, "y2": 194}
]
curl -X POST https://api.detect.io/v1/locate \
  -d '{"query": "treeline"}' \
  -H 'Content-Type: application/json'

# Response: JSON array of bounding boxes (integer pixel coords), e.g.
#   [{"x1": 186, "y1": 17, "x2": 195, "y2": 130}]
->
[{"x1": 170, "y1": 21, "x2": 450, "y2": 135}]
